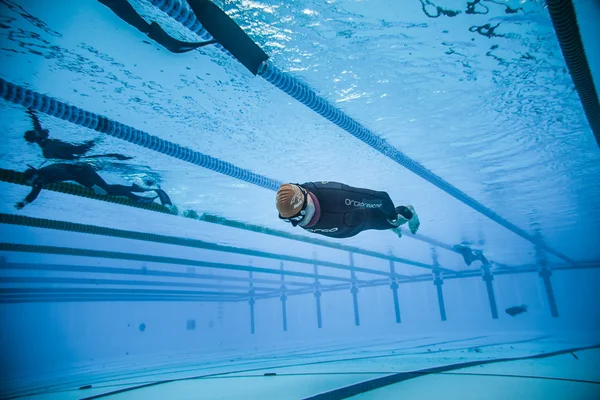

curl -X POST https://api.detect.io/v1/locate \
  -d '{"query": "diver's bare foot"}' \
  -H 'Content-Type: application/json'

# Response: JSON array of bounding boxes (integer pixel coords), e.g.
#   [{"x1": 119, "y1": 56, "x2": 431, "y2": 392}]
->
[
  {"x1": 392, "y1": 227, "x2": 403, "y2": 238},
  {"x1": 407, "y1": 205, "x2": 420, "y2": 234}
]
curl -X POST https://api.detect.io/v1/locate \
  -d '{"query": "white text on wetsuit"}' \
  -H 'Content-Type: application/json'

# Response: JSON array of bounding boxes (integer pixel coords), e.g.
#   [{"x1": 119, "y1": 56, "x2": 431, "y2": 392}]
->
[{"x1": 345, "y1": 199, "x2": 382, "y2": 208}]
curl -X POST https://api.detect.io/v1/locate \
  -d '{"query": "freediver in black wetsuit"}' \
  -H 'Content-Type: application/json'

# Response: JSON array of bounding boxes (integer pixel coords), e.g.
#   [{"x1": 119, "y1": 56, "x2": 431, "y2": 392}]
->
[
  {"x1": 454, "y1": 245, "x2": 490, "y2": 266},
  {"x1": 24, "y1": 109, "x2": 132, "y2": 161},
  {"x1": 15, "y1": 163, "x2": 172, "y2": 209},
  {"x1": 275, "y1": 182, "x2": 420, "y2": 239}
]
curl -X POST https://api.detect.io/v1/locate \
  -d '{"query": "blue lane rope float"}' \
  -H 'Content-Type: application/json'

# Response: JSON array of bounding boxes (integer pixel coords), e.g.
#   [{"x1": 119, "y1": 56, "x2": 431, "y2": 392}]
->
[
  {"x1": 547, "y1": 0, "x2": 600, "y2": 147},
  {"x1": 147, "y1": 0, "x2": 576, "y2": 265},
  {"x1": 0, "y1": 77, "x2": 281, "y2": 191}
]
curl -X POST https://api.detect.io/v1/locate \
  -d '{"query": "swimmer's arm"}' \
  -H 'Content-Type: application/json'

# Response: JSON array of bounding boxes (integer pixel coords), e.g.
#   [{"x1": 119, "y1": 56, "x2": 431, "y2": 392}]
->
[
  {"x1": 27, "y1": 109, "x2": 44, "y2": 131},
  {"x1": 22, "y1": 180, "x2": 43, "y2": 205}
]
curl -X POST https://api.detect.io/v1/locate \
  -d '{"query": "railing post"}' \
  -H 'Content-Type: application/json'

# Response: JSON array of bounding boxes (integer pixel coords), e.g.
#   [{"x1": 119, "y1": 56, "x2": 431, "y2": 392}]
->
[
  {"x1": 389, "y1": 258, "x2": 401, "y2": 323},
  {"x1": 249, "y1": 270, "x2": 255, "y2": 334},
  {"x1": 480, "y1": 258, "x2": 498, "y2": 319},
  {"x1": 537, "y1": 246, "x2": 559, "y2": 317},
  {"x1": 313, "y1": 255, "x2": 322, "y2": 329},
  {"x1": 432, "y1": 248, "x2": 447, "y2": 321},
  {"x1": 349, "y1": 252, "x2": 360, "y2": 326},
  {"x1": 280, "y1": 261, "x2": 288, "y2": 331}
]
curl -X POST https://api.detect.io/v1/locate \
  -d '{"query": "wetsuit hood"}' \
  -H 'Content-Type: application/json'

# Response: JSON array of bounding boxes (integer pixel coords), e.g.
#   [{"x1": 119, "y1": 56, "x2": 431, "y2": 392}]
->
[{"x1": 305, "y1": 192, "x2": 321, "y2": 227}]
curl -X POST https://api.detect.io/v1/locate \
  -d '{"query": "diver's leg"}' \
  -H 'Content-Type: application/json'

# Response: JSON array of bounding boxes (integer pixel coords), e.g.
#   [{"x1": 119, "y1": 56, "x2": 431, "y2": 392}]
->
[
  {"x1": 389, "y1": 205, "x2": 420, "y2": 234},
  {"x1": 154, "y1": 189, "x2": 172, "y2": 205},
  {"x1": 84, "y1": 153, "x2": 133, "y2": 161},
  {"x1": 388, "y1": 206, "x2": 412, "y2": 226},
  {"x1": 104, "y1": 184, "x2": 141, "y2": 197},
  {"x1": 129, "y1": 183, "x2": 155, "y2": 193},
  {"x1": 391, "y1": 227, "x2": 403, "y2": 239},
  {"x1": 360, "y1": 212, "x2": 404, "y2": 239},
  {"x1": 91, "y1": 185, "x2": 108, "y2": 195},
  {"x1": 454, "y1": 245, "x2": 476, "y2": 266},
  {"x1": 397, "y1": 206, "x2": 413, "y2": 220},
  {"x1": 101, "y1": 178, "x2": 165, "y2": 204},
  {"x1": 101, "y1": 184, "x2": 159, "y2": 204},
  {"x1": 125, "y1": 191, "x2": 159, "y2": 204},
  {"x1": 73, "y1": 164, "x2": 109, "y2": 194},
  {"x1": 77, "y1": 165, "x2": 146, "y2": 199},
  {"x1": 361, "y1": 209, "x2": 400, "y2": 231}
]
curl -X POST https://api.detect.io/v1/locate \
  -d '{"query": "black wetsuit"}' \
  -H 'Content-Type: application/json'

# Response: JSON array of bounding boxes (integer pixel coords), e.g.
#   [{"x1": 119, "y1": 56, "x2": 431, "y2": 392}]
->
[
  {"x1": 32, "y1": 137, "x2": 132, "y2": 161},
  {"x1": 455, "y1": 245, "x2": 489, "y2": 266},
  {"x1": 36, "y1": 138, "x2": 95, "y2": 160},
  {"x1": 23, "y1": 163, "x2": 170, "y2": 206},
  {"x1": 98, "y1": 0, "x2": 216, "y2": 53},
  {"x1": 505, "y1": 305, "x2": 527, "y2": 317},
  {"x1": 25, "y1": 110, "x2": 131, "y2": 161},
  {"x1": 299, "y1": 181, "x2": 412, "y2": 239}
]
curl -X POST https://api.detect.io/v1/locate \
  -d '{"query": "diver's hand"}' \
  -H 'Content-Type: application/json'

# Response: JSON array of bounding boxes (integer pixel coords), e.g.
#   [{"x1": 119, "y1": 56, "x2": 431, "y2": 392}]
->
[{"x1": 15, "y1": 202, "x2": 25, "y2": 210}]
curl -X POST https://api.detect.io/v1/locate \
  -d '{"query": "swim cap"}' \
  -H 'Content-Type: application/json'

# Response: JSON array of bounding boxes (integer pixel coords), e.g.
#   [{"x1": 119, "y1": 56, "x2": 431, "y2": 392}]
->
[{"x1": 276, "y1": 184, "x2": 306, "y2": 218}]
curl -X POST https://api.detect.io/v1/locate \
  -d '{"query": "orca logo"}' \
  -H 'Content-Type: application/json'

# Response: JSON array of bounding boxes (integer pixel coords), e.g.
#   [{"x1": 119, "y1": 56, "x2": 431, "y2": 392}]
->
[
  {"x1": 306, "y1": 227, "x2": 339, "y2": 233},
  {"x1": 345, "y1": 199, "x2": 381, "y2": 208}
]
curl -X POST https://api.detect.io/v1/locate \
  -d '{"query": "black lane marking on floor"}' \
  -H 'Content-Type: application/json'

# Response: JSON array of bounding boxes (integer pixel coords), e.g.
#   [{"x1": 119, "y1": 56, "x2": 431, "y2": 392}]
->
[{"x1": 302, "y1": 344, "x2": 600, "y2": 399}]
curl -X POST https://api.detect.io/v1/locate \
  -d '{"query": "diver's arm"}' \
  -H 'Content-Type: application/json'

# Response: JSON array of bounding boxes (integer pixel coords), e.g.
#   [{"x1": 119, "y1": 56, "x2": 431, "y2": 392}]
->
[
  {"x1": 24, "y1": 180, "x2": 43, "y2": 205},
  {"x1": 27, "y1": 109, "x2": 44, "y2": 131},
  {"x1": 16, "y1": 182, "x2": 42, "y2": 209}
]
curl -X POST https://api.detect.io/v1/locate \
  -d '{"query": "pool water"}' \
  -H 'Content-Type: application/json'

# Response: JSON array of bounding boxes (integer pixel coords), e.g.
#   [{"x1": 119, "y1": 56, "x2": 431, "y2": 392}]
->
[{"x1": 0, "y1": 0, "x2": 599, "y2": 398}]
